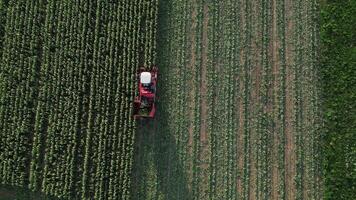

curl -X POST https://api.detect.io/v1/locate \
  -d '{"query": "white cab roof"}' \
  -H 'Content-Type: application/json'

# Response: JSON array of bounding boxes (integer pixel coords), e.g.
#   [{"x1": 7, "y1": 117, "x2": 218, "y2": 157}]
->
[{"x1": 140, "y1": 72, "x2": 151, "y2": 84}]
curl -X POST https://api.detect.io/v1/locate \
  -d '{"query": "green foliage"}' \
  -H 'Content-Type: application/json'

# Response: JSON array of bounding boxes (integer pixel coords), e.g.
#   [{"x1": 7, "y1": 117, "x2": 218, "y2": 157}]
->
[
  {"x1": 0, "y1": 0, "x2": 9, "y2": 61},
  {"x1": 0, "y1": 0, "x2": 158, "y2": 199},
  {"x1": 321, "y1": 1, "x2": 356, "y2": 199}
]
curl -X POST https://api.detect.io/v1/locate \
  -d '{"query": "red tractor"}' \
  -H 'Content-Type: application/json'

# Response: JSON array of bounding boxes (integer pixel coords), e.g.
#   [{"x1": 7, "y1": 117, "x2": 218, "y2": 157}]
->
[{"x1": 133, "y1": 67, "x2": 158, "y2": 119}]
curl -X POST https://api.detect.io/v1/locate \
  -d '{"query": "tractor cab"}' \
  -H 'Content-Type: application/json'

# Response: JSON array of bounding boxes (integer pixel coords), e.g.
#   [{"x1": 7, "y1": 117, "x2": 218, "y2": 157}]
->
[
  {"x1": 140, "y1": 72, "x2": 155, "y2": 97},
  {"x1": 133, "y1": 67, "x2": 157, "y2": 119},
  {"x1": 140, "y1": 72, "x2": 151, "y2": 86}
]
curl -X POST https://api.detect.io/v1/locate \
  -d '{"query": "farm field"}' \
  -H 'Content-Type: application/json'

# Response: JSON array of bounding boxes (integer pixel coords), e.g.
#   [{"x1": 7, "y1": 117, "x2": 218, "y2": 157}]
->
[
  {"x1": 132, "y1": 0, "x2": 323, "y2": 199},
  {"x1": 0, "y1": 0, "x2": 157, "y2": 199},
  {"x1": 0, "y1": 0, "x2": 325, "y2": 200}
]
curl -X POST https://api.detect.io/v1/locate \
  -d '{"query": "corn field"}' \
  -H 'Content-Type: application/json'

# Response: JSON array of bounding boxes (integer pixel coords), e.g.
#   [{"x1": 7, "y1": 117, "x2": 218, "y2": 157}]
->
[
  {"x1": 0, "y1": 0, "x2": 323, "y2": 199},
  {"x1": 0, "y1": 0, "x2": 157, "y2": 199}
]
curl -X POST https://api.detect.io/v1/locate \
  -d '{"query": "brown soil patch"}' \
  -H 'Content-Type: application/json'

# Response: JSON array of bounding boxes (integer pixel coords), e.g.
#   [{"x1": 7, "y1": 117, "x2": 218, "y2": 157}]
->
[
  {"x1": 199, "y1": 4, "x2": 208, "y2": 144},
  {"x1": 271, "y1": 0, "x2": 280, "y2": 198},
  {"x1": 187, "y1": 1, "x2": 197, "y2": 149},
  {"x1": 237, "y1": 0, "x2": 246, "y2": 196},
  {"x1": 197, "y1": 3, "x2": 210, "y2": 198},
  {"x1": 249, "y1": 0, "x2": 262, "y2": 199},
  {"x1": 284, "y1": 0, "x2": 296, "y2": 199}
]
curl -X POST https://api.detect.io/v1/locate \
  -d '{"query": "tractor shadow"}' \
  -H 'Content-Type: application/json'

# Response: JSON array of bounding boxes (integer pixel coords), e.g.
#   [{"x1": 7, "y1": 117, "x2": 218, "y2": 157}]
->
[
  {"x1": 130, "y1": 1, "x2": 192, "y2": 199},
  {"x1": 0, "y1": 185, "x2": 60, "y2": 200},
  {"x1": 131, "y1": 112, "x2": 191, "y2": 199}
]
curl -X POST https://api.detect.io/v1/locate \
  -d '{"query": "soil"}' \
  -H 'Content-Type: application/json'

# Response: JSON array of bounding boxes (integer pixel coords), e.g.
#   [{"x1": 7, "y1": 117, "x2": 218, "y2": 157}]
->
[
  {"x1": 271, "y1": 0, "x2": 280, "y2": 198},
  {"x1": 249, "y1": 0, "x2": 262, "y2": 198},
  {"x1": 187, "y1": 0, "x2": 197, "y2": 150},
  {"x1": 237, "y1": 0, "x2": 246, "y2": 196},
  {"x1": 199, "y1": 4, "x2": 208, "y2": 144},
  {"x1": 197, "y1": 3, "x2": 210, "y2": 198},
  {"x1": 285, "y1": 0, "x2": 297, "y2": 199}
]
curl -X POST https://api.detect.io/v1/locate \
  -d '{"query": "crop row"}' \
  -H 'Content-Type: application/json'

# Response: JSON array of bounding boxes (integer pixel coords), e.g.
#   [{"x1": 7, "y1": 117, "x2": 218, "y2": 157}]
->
[{"x1": 0, "y1": 0, "x2": 44, "y2": 187}]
